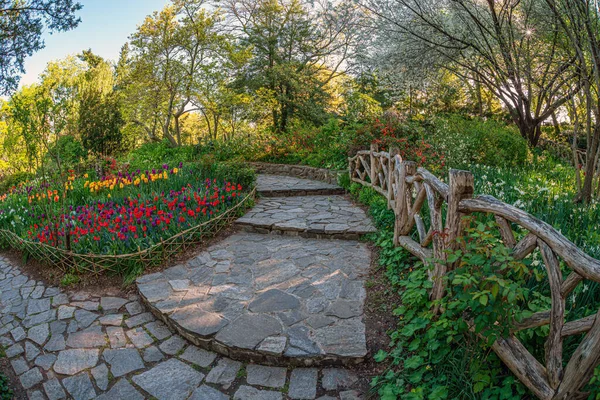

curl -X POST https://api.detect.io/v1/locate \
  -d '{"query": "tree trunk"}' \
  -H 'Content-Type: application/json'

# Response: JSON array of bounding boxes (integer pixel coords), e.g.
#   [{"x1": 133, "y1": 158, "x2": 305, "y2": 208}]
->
[
  {"x1": 517, "y1": 120, "x2": 542, "y2": 147},
  {"x1": 174, "y1": 115, "x2": 182, "y2": 147},
  {"x1": 578, "y1": 127, "x2": 600, "y2": 203}
]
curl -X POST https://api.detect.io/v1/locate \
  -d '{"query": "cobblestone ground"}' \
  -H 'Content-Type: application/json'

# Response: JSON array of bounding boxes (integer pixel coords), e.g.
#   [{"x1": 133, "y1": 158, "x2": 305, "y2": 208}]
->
[{"x1": 0, "y1": 258, "x2": 366, "y2": 399}]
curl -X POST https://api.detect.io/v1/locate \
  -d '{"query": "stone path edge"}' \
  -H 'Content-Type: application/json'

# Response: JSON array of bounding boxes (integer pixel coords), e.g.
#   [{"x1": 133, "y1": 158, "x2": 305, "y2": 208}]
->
[
  {"x1": 259, "y1": 188, "x2": 346, "y2": 197},
  {"x1": 139, "y1": 293, "x2": 365, "y2": 368},
  {"x1": 236, "y1": 224, "x2": 364, "y2": 241}
]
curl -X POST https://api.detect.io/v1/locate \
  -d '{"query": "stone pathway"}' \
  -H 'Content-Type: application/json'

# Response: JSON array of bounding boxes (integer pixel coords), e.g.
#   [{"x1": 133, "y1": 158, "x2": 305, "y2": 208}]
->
[
  {"x1": 0, "y1": 174, "x2": 373, "y2": 399},
  {"x1": 236, "y1": 196, "x2": 376, "y2": 239},
  {"x1": 257, "y1": 175, "x2": 345, "y2": 197},
  {"x1": 0, "y1": 258, "x2": 364, "y2": 399},
  {"x1": 138, "y1": 233, "x2": 370, "y2": 365}
]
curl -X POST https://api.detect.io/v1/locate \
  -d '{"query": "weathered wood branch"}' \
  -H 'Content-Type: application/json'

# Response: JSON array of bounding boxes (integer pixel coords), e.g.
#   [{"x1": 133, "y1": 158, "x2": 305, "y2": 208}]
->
[
  {"x1": 495, "y1": 215, "x2": 517, "y2": 248},
  {"x1": 512, "y1": 233, "x2": 538, "y2": 260},
  {"x1": 460, "y1": 195, "x2": 600, "y2": 281},
  {"x1": 490, "y1": 335, "x2": 555, "y2": 400},
  {"x1": 538, "y1": 240, "x2": 564, "y2": 389}
]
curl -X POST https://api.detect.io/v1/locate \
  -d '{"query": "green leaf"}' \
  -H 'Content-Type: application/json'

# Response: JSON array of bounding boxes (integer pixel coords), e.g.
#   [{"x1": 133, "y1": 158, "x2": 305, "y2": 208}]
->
[
  {"x1": 374, "y1": 350, "x2": 388, "y2": 362},
  {"x1": 429, "y1": 385, "x2": 449, "y2": 399},
  {"x1": 404, "y1": 355, "x2": 423, "y2": 370},
  {"x1": 479, "y1": 294, "x2": 488, "y2": 306}
]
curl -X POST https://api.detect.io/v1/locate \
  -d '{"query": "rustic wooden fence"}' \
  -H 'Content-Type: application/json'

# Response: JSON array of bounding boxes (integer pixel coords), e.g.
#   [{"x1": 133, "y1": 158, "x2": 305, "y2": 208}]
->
[{"x1": 349, "y1": 144, "x2": 600, "y2": 400}]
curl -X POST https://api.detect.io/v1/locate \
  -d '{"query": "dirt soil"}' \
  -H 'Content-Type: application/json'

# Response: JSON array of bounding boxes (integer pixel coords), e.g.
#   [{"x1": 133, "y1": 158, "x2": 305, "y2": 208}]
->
[{"x1": 346, "y1": 243, "x2": 401, "y2": 398}]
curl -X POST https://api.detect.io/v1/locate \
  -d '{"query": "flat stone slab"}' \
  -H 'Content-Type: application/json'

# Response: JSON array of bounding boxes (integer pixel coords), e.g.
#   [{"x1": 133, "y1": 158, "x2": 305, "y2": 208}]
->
[
  {"x1": 137, "y1": 232, "x2": 370, "y2": 365},
  {"x1": 236, "y1": 195, "x2": 376, "y2": 239},
  {"x1": 257, "y1": 174, "x2": 344, "y2": 197},
  {"x1": 132, "y1": 359, "x2": 205, "y2": 400}
]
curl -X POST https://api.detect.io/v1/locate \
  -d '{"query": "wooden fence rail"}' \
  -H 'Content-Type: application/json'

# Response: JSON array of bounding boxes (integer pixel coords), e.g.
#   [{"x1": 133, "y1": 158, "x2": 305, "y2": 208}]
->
[{"x1": 349, "y1": 144, "x2": 600, "y2": 400}]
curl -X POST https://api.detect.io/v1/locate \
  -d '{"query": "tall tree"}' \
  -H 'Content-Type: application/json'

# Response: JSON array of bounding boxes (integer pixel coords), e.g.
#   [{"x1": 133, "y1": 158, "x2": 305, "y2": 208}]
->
[
  {"x1": 360, "y1": 0, "x2": 580, "y2": 147},
  {"x1": 126, "y1": 0, "x2": 230, "y2": 146},
  {"x1": 224, "y1": 0, "x2": 362, "y2": 133},
  {"x1": 0, "y1": 0, "x2": 82, "y2": 94},
  {"x1": 544, "y1": 0, "x2": 600, "y2": 203}
]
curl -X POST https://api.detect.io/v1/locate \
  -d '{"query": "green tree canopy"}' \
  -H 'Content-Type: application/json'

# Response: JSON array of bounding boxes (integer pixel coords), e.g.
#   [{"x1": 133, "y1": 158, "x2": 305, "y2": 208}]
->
[{"x1": 0, "y1": 0, "x2": 82, "y2": 94}]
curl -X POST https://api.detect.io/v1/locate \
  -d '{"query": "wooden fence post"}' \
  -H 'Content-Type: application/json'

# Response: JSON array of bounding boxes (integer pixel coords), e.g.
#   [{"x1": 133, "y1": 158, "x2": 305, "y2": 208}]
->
[
  {"x1": 393, "y1": 160, "x2": 407, "y2": 246},
  {"x1": 445, "y1": 169, "x2": 474, "y2": 269},
  {"x1": 388, "y1": 147, "x2": 399, "y2": 209},
  {"x1": 430, "y1": 169, "x2": 474, "y2": 307},
  {"x1": 370, "y1": 143, "x2": 379, "y2": 186}
]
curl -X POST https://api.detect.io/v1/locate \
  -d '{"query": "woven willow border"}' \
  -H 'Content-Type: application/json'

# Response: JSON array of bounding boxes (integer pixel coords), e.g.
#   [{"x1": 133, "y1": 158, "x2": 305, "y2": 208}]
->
[{"x1": 0, "y1": 188, "x2": 256, "y2": 275}]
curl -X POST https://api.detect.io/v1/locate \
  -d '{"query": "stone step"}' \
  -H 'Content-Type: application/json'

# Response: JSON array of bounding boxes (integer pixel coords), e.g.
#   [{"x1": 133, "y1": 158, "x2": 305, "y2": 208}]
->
[
  {"x1": 257, "y1": 174, "x2": 345, "y2": 197},
  {"x1": 235, "y1": 195, "x2": 377, "y2": 240},
  {"x1": 137, "y1": 232, "x2": 371, "y2": 367}
]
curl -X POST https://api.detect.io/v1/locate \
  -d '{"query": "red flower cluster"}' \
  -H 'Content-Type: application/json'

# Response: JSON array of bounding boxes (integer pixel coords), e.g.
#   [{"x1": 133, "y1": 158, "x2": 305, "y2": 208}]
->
[{"x1": 27, "y1": 180, "x2": 244, "y2": 254}]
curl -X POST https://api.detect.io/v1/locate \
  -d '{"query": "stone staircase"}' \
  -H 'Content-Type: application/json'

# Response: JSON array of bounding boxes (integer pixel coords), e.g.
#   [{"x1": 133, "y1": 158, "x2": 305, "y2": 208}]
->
[{"x1": 137, "y1": 174, "x2": 375, "y2": 366}]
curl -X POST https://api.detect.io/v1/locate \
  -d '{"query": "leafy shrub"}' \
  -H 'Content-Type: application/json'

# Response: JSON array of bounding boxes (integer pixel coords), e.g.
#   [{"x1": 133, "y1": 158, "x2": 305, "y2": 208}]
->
[
  {"x1": 123, "y1": 141, "x2": 196, "y2": 171},
  {"x1": 371, "y1": 221, "x2": 538, "y2": 399},
  {"x1": 0, "y1": 373, "x2": 12, "y2": 400},
  {"x1": 430, "y1": 115, "x2": 528, "y2": 169},
  {"x1": 214, "y1": 159, "x2": 256, "y2": 189},
  {"x1": 258, "y1": 118, "x2": 353, "y2": 170},
  {"x1": 195, "y1": 136, "x2": 265, "y2": 162},
  {"x1": 0, "y1": 171, "x2": 35, "y2": 194},
  {"x1": 349, "y1": 117, "x2": 446, "y2": 172},
  {"x1": 46, "y1": 135, "x2": 87, "y2": 169},
  {"x1": 349, "y1": 183, "x2": 550, "y2": 399}
]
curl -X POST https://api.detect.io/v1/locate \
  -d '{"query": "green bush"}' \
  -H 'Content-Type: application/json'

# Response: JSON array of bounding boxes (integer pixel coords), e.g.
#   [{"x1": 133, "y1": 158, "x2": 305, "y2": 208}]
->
[
  {"x1": 349, "y1": 184, "x2": 547, "y2": 399},
  {"x1": 258, "y1": 118, "x2": 354, "y2": 170},
  {"x1": 195, "y1": 136, "x2": 265, "y2": 162},
  {"x1": 430, "y1": 115, "x2": 528, "y2": 169},
  {"x1": 46, "y1": 135, "x2": 87, "y2": 170},
  {"x1": 123, "y1": 141, "x2": 196, "y2": 171},
  {"x1": 0, "y1": 373, "x2": 12, "y2": 400},
  {"x1": 214, "y1": 159, "x2": 256, "y2": 189},
  {"x1": 0, "y1": 171, "x2": 35, "y2": 194}
]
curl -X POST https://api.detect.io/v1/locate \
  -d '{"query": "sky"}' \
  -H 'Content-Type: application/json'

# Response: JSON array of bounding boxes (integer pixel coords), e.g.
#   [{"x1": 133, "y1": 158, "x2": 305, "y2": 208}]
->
[{"x1": 18, "y1": 0, "x2": 170, "y2": 87}]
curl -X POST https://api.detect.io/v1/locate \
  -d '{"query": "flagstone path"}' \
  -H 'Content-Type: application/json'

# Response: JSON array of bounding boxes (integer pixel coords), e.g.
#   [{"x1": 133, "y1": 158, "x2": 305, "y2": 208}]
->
[
  {"x1": 0, "y1": 173, "x2": 374, "y2": 399},
  {"x1": 256, "y1": 175, "x2": 345, "y2": 197}
]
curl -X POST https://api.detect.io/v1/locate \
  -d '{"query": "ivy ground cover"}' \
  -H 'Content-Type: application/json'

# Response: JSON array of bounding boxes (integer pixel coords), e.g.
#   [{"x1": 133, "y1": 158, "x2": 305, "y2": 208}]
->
[{"x1": 0, "y1": 163, "x2": 251, "y2": 256}]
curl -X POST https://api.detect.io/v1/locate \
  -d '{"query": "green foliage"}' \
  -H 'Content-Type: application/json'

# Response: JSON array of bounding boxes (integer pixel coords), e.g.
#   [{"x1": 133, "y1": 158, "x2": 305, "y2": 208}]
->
[
  {"x1": 259, "y1": 119, "x2": 354, "y2": 169},
  {"x1": 430, "y1": 115, "x2": 528, "y2": 169},
  {"x1": 124, "y1": 141, "x2": 197, "y2": 171},
  {"x1": 0, "y1": 171, "x2": 35, "y2": 194},
  {"x1": 60, "y1": 272, "x2": 80, "y2": 287},
  {"x1": 351, "y1": 184, "x2": 551, "y2": 399},
  {"x1": 351, "y1": 148, "x2": 600, "y2": 398},
  {"x1": 79, "y1": 91, "x2": 124, "y2": 157},
  {"x1": 46, "y1": 135, "x2": 86, "y2": 169},
  {"x1": 0, "y1": 373, "x2": 12, "y2": 400},
  {"x1": 194, "y1": 136, "x2": 265, "y2": 162},
  {"x1": 0, "y1": 0, "x2": 82, "y2": 94}
]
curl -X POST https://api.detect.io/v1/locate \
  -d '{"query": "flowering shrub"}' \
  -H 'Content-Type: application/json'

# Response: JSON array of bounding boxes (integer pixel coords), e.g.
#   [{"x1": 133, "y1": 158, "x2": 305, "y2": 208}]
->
[
  {"x1": 26, "y1": 180, "x2": 243, "y2": 254},
  {"x1": 350, "y1": 118, "x2": 445, "y2": 171},
  {"x1": 0, "y1": 163, "x2": 252, "y2": 257}
]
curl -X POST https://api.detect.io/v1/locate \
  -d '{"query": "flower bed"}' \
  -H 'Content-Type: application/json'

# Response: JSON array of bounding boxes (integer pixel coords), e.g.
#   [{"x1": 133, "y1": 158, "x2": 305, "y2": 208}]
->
[{"x1": 0, "y1": 162, "x2": 255, "y2": 279}]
